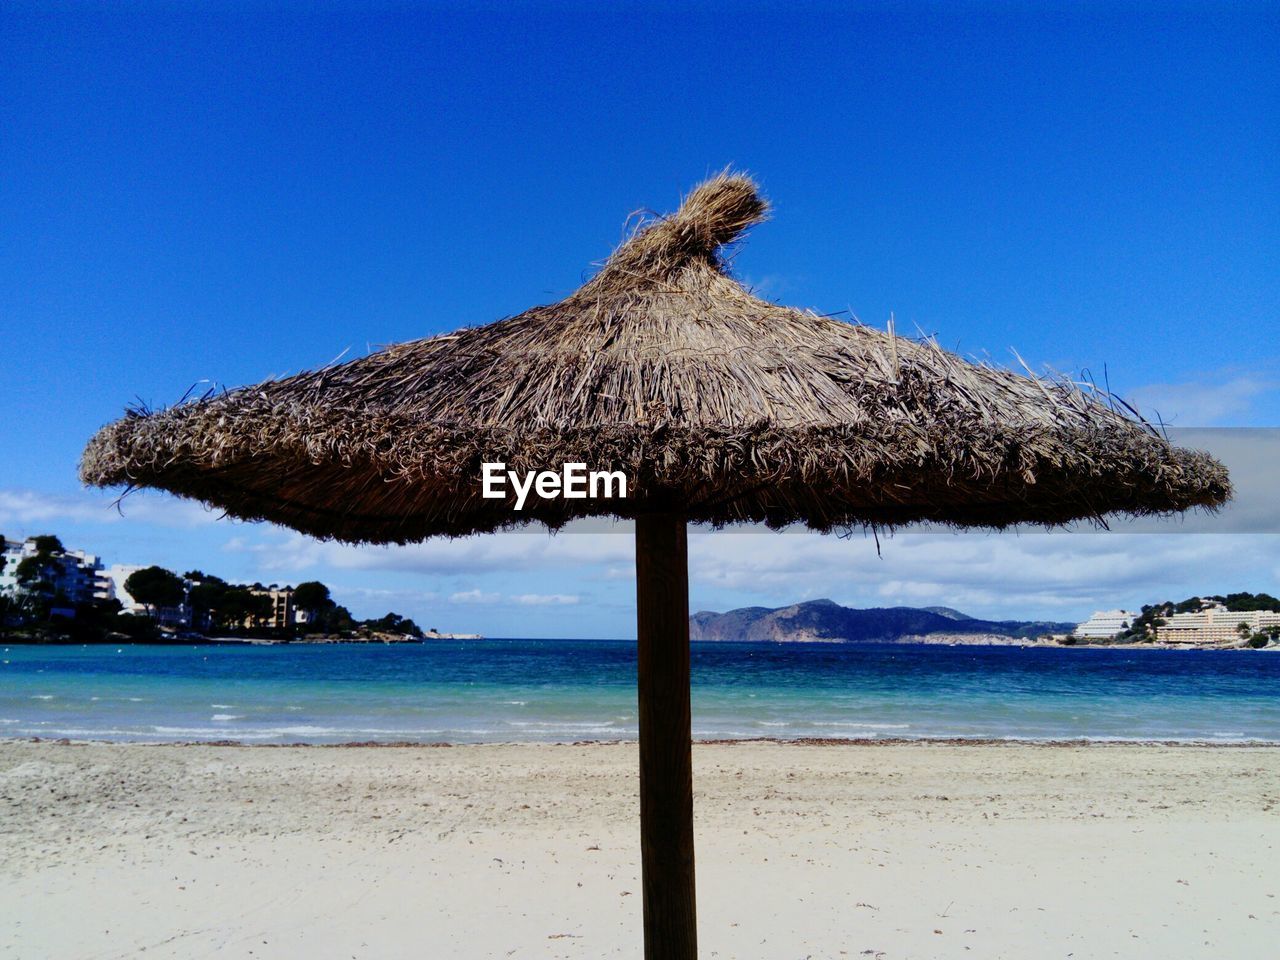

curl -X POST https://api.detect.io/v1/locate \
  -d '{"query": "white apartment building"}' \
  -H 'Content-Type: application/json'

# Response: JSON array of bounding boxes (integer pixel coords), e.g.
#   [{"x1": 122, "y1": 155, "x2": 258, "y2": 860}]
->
[
  {"x1": 104, "y1": 563, "x2": 149, "y2": 615},
  {"x1": 1156, "y1": 604, "x2": 1280, "y2": 645},
  {"x1": 0, "y1": 538, "x2": 110, "y2": 605},
  {"x1": 1074, "y1": 609, "x2": 1137, "y2": 639}
]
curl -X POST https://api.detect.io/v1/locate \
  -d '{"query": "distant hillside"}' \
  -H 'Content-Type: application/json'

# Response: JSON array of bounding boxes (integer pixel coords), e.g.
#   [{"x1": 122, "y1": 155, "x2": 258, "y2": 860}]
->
[
  {"x1": 689, "y1": 599, "x2": 1076, "y2": 643},
  {"x1": 921, "y1": 606, "x2": 973, "y2": 621}
]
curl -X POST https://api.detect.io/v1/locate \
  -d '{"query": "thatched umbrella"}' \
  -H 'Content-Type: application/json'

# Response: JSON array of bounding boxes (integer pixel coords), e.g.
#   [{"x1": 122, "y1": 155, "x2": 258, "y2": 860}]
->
[{"x1": 83, "y1": 173, "x2": 1229, "y2": 959}]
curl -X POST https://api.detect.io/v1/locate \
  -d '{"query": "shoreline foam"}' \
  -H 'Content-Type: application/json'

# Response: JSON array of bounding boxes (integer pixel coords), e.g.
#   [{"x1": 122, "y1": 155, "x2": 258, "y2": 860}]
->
[{"x1": 9, "y1": 733, "x2": 1280, "y2": 748}]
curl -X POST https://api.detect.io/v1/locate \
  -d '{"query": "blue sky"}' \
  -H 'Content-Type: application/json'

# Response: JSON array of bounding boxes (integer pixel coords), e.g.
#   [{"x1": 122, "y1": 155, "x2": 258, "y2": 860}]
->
[{"x1": 2, "y1": 2, "x2": 1276, "y2": 636}]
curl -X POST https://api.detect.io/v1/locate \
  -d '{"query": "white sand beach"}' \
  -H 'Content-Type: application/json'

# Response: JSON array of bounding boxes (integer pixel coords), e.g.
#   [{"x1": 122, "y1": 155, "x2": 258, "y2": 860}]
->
[{"x1": 2, "y1": 740, "x2": 1277, "y2": 959}]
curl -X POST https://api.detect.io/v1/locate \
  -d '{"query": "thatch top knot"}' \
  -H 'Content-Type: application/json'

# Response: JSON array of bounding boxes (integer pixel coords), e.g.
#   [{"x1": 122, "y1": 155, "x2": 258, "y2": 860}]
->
[
  {"x1": 600, "y1": 171, "x2": 769, "y2": 279},
  {"x1": 666, "y1": 172, "x2": 769, "y2": 251}
]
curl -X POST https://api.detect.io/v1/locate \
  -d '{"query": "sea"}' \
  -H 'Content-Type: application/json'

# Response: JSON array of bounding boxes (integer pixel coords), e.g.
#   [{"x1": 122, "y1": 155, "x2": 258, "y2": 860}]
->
[{"x1": 2, "y1": 639, "x2": 1278, "y2": 745}]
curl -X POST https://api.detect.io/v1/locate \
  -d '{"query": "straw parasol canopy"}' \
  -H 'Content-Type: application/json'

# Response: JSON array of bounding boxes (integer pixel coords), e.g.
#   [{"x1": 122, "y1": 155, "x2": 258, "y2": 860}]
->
[
  {"x1": 81, "y1": 173, "x2": 1230, "y2": 960},
  {"x1": 82, "y1": 172, "x2": 1227, "y2": 543}
]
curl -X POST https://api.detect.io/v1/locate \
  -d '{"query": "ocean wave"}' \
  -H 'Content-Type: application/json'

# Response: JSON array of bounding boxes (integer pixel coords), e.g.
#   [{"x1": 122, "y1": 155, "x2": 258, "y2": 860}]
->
[
  {"x1": 6, "y1": 727, "x2": 160, "y2": 738},
  {"x1": 5, "y1": 723, "x2": 1280, "y2": 746},
  {"x1": 505, "y1": 719, "x2": 624, "y2": 729},
  {"x1": 7, "y1": 640, "x2": 1279, "y2": 746},
  {"x1": 149, "y1": 724, "x2": 465, "y2": 739}
]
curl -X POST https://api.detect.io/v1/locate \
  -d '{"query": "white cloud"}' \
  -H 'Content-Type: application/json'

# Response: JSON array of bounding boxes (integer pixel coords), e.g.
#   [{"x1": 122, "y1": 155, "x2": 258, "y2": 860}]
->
[
  {"x1": 0, "y1": 488, "x2": 221, "y2": 531},
  {"x1": 511, "y1": 593, "x2": 580, "y2": 606},
  {"x1": 336, "y1": 585, "x2": 441, "y2": 606},
  {"x1": 448, "y1": 589, "x2": 579, "y2": 607},
  {"x1": 1129, "y1": 372, "x2": 1275, "y2": 426},
  {"x1": 449, "y1": 589, "x2": 502, "y2": 605},
  {"x1": 224, "y1": 521, "x2": 635, "y2": 576}
]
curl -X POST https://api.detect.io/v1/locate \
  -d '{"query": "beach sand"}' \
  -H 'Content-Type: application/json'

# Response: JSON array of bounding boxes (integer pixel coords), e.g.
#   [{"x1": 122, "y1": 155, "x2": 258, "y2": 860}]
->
[{"x1": 2, "y1": 740, "x2": 1277, "y2": 959}]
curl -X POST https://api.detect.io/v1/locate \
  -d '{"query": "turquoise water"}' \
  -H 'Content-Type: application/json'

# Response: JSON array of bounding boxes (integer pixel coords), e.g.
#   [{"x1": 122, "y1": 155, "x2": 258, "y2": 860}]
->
[{"x1": 2, "y1": 640, "x2": 1278, "y2": 744}]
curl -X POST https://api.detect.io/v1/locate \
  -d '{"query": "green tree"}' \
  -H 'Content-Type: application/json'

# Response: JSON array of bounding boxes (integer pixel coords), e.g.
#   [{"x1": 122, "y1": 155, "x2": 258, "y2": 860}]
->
[
  {"x1": 15, "y1": 554, "x2": 62, "y2": 589},
  {"x1": 212, "y1": 586, "x2": 250, "y2": 630},
  {"x1": 245, "y1": 591, "x2": 274, "y2": 630},
  {"x1": 1115, "y1": 601, "x2": 1175, "y2": 643},
  {"x1": 364, "y1": 612, "x2": 424, "y2": 638},
  {"x1": 11, "y1": 537, "x2": 71, "y2": 623},
  {"x1": 293, "y1": 581, "x2": 335, "y2": 629},
  {"x1": 30, "y1": 535, "x2": 64, "y2": 556},
  {"x1": 14, "y1": 532, "x2": 66, "y2": 586},
  {"x1": 124, "y1": 566, "x2": 185, "y2": 617},
  {"x1": 1224, "y1": 592, "x2": 1280, "y2": 612},
  {"x1": 186, "y1": 573, "x2": 230, "y2": 633},
  {"x1": 13, "y1": 554, "x2": 65, "y2": 621},
  {"x1": 328, "y1": 604, "x2": 357, "y2": 634},
  {"x1": 213, "y1": 586, "x2": 273, "y2": 632}
]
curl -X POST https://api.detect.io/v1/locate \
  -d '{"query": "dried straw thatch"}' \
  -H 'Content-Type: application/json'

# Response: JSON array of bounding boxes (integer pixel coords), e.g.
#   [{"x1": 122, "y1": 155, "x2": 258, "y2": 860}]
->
[{"x1": 81, "y1": 173, "x2": 1229, "y2": 542}]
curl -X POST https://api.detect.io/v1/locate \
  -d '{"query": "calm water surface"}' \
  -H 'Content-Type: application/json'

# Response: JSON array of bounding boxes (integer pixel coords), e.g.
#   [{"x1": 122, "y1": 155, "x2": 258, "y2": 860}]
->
[{"x1": 2, "y1": 640, "x2": 1278, "y2": 744}]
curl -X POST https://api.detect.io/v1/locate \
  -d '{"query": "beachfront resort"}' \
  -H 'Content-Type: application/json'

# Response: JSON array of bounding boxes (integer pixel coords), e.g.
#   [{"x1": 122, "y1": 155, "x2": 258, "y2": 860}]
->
[{"x1": 1076, "y1": 599, "x2": 1280, "y2": 646}]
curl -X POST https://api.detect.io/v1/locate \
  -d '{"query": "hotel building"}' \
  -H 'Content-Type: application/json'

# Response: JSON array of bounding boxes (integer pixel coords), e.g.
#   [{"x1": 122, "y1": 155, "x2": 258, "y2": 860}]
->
[
  {"x1": 1156, "y1": 604, "x2": 1280, "y2": 645},
  {"x1": 1074, "y1": 609, "x2": 1138, "y2": 639}
]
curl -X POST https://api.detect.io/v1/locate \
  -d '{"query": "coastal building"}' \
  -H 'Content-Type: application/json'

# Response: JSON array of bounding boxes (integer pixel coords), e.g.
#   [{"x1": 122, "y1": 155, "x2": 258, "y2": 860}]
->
[
  {"x1": 250, "y1": 586, "x2": 297, "y2": 630},
  {"x1": 0, "y1": 537, "x2": 110, "y2": 606},
  {"x1": 105, "y1": 563, "x2": 148, "y2": 615},
  {"x1": 102, "y1": 563, "x2": 192, "y2": 626},
  {"x1": 1074, "y1": 609, "x2": 1137, "y2": 639},
  {"x1": 1156, "y1": 604, "x2": 1280, "y2": 645}
]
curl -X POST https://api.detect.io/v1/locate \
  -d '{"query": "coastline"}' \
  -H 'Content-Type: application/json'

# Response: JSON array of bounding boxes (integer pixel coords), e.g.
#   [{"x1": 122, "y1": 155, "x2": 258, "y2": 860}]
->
[
  {"x1": 4, "y1": 738, "x2": 1277, "y2": 959},
  {"x1": 5, "y1": 634, "x2": 1275, "y2": 650},
  {"x1": 10, "y1": 734, "x2": 1280, "y2": 748}
]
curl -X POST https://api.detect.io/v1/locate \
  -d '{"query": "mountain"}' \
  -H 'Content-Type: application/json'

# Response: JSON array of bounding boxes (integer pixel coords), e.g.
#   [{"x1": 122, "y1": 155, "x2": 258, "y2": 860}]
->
[
  {"x1": 689, "y1": 599, "x2": 1076, "y2": 643},
  {"x1": 921, "y1": 606, "x2": 973, "y2": 621}
]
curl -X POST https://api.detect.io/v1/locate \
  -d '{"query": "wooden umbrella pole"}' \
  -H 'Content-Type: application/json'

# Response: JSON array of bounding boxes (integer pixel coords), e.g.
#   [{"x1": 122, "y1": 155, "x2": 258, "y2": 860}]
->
[{"x1": 635, "y1": 512, "x2": 697, "y2": 960}]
